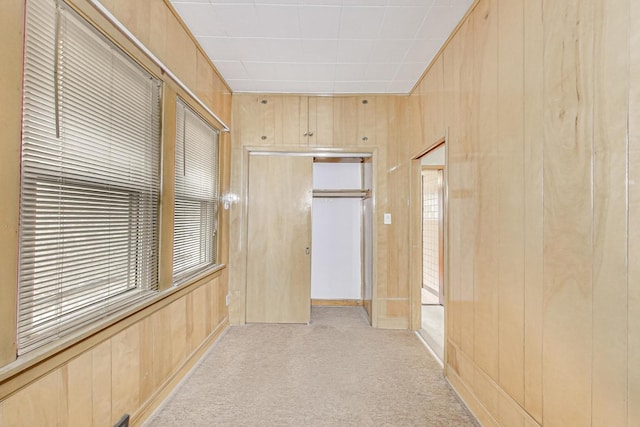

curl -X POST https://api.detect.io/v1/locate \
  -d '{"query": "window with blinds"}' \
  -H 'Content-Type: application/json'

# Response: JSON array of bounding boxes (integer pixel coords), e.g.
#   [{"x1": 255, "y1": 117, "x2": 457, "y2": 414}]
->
[
  {"x1": 173, "y1": 99, "x2": 220, "y2": 284},
  {"x1": 18, "y1": 0, "x2": 162, "y2": 354}
]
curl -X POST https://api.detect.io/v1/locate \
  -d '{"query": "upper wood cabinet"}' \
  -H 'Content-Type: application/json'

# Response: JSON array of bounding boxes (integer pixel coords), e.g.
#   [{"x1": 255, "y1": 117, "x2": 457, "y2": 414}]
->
[{"x1": 233, "y1": 94, "x2": 377, "y2": 148}]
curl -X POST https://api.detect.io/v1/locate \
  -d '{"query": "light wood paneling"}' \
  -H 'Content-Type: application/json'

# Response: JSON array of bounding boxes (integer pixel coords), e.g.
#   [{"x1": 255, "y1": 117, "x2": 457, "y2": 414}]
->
[
  {"x1": 414, "y1": 0, "x2": 637, "y2": 425},
  {"x1": 591, "y1": 0, "x2": 629, "y2": 425},
  {"x1": 333, "y1": 97, "x2": 358, "y2": 146},
  {"x1": 111, "y1": 324, "x2": 141, "y2": 423},
  {"x1": 0, "y1": 0, "x2": 24, "y2": 366},
  {"x1": 472, "y1": 0, "x2": 499, "y2": 381},
  {"x1": 92, "y1": 340, "x2": 113, "y2": 426},
  {"x1": 497, "y1": 0, "x2": 525, "y2": 406},
  {"x1": 522, "y1": 0, "x2": 544, "y2": 420},
  {"x1": 1, "y1": 370, "x2": 67, "y2": 426},
  {"x1": 542, "y1": 0, "x2": 595, "y2": 425},
  {"x1": 246, "y1": 155, "x2": 313, "y2": 323},
  {"x1": 629, "y1": 0, "x2": 640, "y2": 425},
  {"x1": 66, "y1": 352, "x2": 94, "y2": 426},
  {"x1": 308, "y1": 97, "x2": 334, "y2": 147},
  {"x1": 455, "y1": 15, "x2": 476, "y2": 360}
]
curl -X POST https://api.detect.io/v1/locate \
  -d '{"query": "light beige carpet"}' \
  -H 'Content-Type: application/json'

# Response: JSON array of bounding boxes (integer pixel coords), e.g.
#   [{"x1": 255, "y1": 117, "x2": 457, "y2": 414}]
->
[{"x1": 145, "y1": 307, "x2": 478, "y2": 427}]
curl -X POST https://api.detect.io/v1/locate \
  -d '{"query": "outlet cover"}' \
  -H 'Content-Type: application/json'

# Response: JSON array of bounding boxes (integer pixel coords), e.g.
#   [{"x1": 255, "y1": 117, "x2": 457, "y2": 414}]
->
[
  {"x1": 226, "y1": 294, "x2": 230, "y2": 306},
  {"x1": 383, "y1": 213, "x2": 392, "y2": 224}
]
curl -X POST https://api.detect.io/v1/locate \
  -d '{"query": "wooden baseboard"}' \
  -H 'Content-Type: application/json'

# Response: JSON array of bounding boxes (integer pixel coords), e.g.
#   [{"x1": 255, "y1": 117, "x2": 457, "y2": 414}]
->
[
  {"x1": 131, "y1": 318, "x2": 230, "y2": 426},
  {"x1": 311, "y1": 299, "x2": 363, "y2": 307}
]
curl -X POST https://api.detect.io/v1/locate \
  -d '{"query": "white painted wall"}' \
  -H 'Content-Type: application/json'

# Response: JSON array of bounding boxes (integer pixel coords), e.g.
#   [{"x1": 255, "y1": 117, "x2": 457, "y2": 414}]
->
[
  {"x1": 311, "y1": 162, "x2": 363, "y2": 300},
  {"x1": 311, "y1": 198, "x2": 362, "y2": 299},
  {"x1": 313, "y1": 162, "x2": 361, "y2": 189}
]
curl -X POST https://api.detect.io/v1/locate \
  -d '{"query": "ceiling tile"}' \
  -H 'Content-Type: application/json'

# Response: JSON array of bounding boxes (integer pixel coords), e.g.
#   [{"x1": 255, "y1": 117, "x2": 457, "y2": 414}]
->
[
  {"x1": 243, "y1": 62, "x2": 307, "y2": 81},
  {"x1": 339, "y1": 7, "x2": 386, "y2": 39},
  {"x1": 298, "y1": 0, "x2": 342, "y2": 5},
  {"x1": 265, "y1": 39, "x2": 303, "y2": 62},
  {"x1": 200, "y1": 37, "x2": 271, "y2": 62},
  {"x1": 416, "y1": 6, "x2": 461, "y2": 40},
  {"x1": 378, "y1": 7, "x2": 429, "y2": 39},
  {"x1": 334, "y1": 63, "x2": 368, "y2": 80},
  {"x1": 370, "y1": 39, "x2": 410, "y2": 63},
  {"x1": 298, "y1": 6, "x2": 342, "y2": 39},
  {"x1": 336, "y1": 40, "x2": 375, "y2": 62},
  {"x1": 303, "y1": 63, "x2": 336, "y2": 81},
  {"x1": 341, "y1": 0, "x2": 387, "y2": 6},
  {"x1": 299, "y1": 40, "x2": 339, "y2": 63},
  {"x1": 364, "y1": 63, "x2": 400, "y2": 80},
  {"x1": 253, "y1": 5, "x2": 301, "y2": 38}
]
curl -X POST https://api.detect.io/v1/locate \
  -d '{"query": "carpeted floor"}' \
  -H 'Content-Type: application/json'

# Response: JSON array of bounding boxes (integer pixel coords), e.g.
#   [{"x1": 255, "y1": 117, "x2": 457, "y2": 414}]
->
[{"x1": 145, "y1": 306, "x2": 478, "y2": 427}]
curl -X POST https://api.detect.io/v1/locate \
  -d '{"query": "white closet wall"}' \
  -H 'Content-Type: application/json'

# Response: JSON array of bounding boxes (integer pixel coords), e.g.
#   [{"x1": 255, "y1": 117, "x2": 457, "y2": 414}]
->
[{"x1": 311, "y1": 163, "x2": 362, "y2": 300}]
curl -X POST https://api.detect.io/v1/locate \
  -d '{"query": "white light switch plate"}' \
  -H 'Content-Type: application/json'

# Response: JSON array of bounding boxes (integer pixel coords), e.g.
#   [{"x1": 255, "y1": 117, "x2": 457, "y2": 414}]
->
[{"x1": 384, "y1": 213, "x2": 392, "y2": 224}]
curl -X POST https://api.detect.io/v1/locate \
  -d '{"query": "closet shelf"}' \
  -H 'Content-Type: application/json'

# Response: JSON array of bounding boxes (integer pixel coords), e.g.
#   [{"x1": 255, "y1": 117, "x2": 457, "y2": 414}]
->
[{"x1": 312, "y1": 189, "x2": 371, "y2": 199}]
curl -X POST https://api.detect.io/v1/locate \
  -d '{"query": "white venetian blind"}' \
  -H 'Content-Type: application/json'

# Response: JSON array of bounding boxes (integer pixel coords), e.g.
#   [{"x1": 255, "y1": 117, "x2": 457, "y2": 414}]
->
[
  {"x1": 18, "y1": 0, "x2": 162, "y2": 354},
  {"x1": 173, "y1": 99, "x2": 220, "y2": 284}
]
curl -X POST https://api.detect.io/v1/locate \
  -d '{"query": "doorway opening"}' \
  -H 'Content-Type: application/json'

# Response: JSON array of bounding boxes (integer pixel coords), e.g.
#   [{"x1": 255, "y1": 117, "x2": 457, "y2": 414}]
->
[{"x1": 415, "y1": 143, "x2": 445, "y2": 362}]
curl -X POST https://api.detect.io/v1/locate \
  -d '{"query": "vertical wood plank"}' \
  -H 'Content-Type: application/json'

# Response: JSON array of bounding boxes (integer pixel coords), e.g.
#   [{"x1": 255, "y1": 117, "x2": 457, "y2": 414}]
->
[
  {"x1": 523, "y1": 0, "x2": 544, "y2": 420},
  {"x1": 333, "y1": 97, "x2": 358, "y2": 147},
  {"x1": 196, "y1": 50, "x2": 215, "y2": 111},
  {"x1": 542, "y1": 0, "x2": 595, "y2": 425},
  {"x1": 159, "y1": 88, "x2": 177, "y2": 290},
  {"x1": 67, "y1": 351, "x2": 94, "y2": 426},
  {"x1": 454, "y1": 15, "x2": 476, "y2": 359},
  {"x1": 191, "y1": 283, "x2": 208, "y2": 348},
  {"x1": 591, "y1": 0, "x2": 629, "y2": 424},
  {"x1": 311, "y1": 96, "x2": 334, "y2": 147},
  {"x1": 0, "y1": 0, "x2": 23, "y2": 366},
  {"x1": 92, "y1": 340, "x2": 112, "y2": 426},
  {"x1": 139, "y1": 316, "x2": 155, "y2": 405},
  {"x1": 111, "y1": 324, "x2": 141, "y2": 423},
  {"x1": 628, "y1": 0, "x2": 640, "y2": 424},
  {"x1": 259, "y1": 95, "x2": 276, "y2": 146},
  {"x1": 276, "y1": 96, "x2": 304, "y2": 146},
  {"x1": 442, "y1": 42, "x2": 461, "y2": 347},
  {"x1": 358, "y1": 96, "x2": 376, "y2": 147},
  {"x1": 472, "y1": 0, "x2": 500, "y2": 382},
  {"x1": 170, "y1": 297, "x2": 188, "y2": 367},
  {"x1": 497, "y1": 0, "x2": 525, "y2": 406}
]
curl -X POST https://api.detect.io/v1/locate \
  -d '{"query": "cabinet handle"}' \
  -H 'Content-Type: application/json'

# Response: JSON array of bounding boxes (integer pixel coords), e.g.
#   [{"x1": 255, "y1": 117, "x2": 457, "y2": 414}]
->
[
  {"x1": 362, "y1": 136, "x2": 368, "y2": 141},
  {"x1": 306, "y1": 247, "x2": 310, "y2": 255},
  {"x1": 303, "y1": 131, "x2": 309, "y2": 137},
  {"x1": 308, "y1": 131, "x2": 314, "y2": 137}
]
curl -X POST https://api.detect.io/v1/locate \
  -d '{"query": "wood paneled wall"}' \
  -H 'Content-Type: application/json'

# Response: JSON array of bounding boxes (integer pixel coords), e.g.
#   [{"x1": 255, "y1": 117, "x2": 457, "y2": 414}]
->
[
  {"x1": 229, "y1": 94, "x2": 414, "y2": 329},
  {"x1": 411, "y1": 0, "x2": 639, "y2": 425},
  {"x1": 0, "y1": 1, "x2": 231, "y2": 425}
]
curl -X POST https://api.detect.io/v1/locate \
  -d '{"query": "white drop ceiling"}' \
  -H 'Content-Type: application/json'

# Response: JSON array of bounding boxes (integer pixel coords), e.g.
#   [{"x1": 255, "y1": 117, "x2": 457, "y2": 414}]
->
[{"x1": 169, "y1": 0, "x2": 474, "y2": 94}]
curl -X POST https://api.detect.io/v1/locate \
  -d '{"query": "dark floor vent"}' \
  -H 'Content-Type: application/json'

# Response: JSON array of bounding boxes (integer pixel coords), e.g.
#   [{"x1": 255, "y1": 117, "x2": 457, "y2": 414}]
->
[{"x1": 113, "y1": 414, "x2": 130, "y2": 427}]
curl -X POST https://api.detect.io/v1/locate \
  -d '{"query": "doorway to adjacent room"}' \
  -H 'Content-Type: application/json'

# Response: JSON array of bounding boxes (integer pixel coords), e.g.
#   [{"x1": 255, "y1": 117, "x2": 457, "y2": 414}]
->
[{"x1": 413, "y1": 142, "x2": 445, "y2": 363}]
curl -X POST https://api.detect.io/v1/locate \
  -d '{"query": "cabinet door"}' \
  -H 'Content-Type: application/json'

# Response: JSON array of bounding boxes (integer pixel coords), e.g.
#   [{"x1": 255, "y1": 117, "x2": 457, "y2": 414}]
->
[
  {"x1": 246, "y1": 154, "x2": 313, "y2": 323},
  {"x1": 307, "y1": 97, "x2": 334, "y2": 147},
  {"x1": 332, "y1": 96, "x2": 376, "y2": 147}
]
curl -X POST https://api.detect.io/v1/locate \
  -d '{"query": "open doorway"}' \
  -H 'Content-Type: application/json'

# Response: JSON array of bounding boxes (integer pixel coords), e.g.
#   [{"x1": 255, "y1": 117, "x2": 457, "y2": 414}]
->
[{"x1": 413, "y1": 143, "x2": 445, "y2": 363}]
